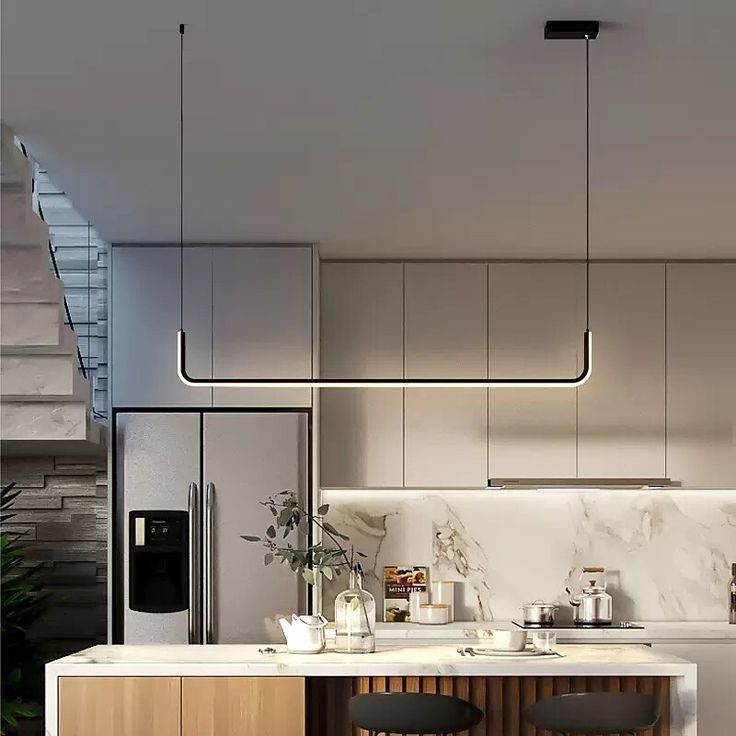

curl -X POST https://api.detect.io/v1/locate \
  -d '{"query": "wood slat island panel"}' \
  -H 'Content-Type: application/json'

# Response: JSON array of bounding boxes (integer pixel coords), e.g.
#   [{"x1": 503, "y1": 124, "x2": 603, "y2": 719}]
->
[{"x1": 310, "y1": 676, "x2": 671, "y2": 736}]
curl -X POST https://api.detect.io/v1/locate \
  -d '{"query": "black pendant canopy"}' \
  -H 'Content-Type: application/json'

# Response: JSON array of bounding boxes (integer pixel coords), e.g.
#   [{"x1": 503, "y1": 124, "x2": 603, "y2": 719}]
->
[{"x1": 544, "y1": 20, "x2": 600, "y2": 40}]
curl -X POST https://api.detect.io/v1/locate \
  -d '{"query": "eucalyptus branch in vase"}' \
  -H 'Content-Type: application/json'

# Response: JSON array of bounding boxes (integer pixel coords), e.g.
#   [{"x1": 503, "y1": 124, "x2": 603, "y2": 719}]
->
[{"x1": 241, "y1": 490, "x2": 373, "y2": 637}]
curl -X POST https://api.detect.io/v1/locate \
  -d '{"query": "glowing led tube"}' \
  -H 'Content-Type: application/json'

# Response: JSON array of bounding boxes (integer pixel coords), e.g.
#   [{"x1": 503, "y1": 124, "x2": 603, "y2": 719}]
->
[{"x1": 177, "y1": 328, "x2": 592, "y2": 389}]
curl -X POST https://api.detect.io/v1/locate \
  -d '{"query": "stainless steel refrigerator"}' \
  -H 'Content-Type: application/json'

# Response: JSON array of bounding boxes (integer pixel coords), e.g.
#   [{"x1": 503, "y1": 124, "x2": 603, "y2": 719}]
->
[{"x1": 114, "y1": 410, "x2": 310, "y2": 644}]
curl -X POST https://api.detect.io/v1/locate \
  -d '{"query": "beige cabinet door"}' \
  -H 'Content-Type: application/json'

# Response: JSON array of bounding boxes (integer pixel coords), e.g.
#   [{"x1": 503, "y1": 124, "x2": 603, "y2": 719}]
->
[
  {"x1": 58, "y1": 676, "x2": 181, "y2": 736},
  {"x1": 111, "y1": 245, "x2": 212, "y2": 407},
  {"x1": 182, "y1": 676, "x2": 305, "y2": 736},
  {"x1": 666, "y1": 263, "x2": 736, "y2": 486},
  {"x1": 404, "y1": 263, "x2": 487, "y2": 487},
  {"x1": 488, "y1": 263, "x2": 585, "y2": 479},
  {"x1": 320, "y1": 262, "x2": 404, "y2": 487},
  {"x1": 653, "y1": 642, "x2": 736, "y2": 736},
  {"x1": 578, "y1": 264, "x2": 666, "y2": 477},
  {"x1": 212, "y1": 246, "x2": 313, "y2": 408}
]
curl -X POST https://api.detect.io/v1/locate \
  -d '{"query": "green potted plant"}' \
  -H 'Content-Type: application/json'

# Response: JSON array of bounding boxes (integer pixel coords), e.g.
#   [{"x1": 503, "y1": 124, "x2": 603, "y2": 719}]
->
[
  {"x1": 242, "y1": 490, "x2": 376, "y2": 652},
  {"x1": 1, "y1": 482, "x2": 48, "y2": 733}
]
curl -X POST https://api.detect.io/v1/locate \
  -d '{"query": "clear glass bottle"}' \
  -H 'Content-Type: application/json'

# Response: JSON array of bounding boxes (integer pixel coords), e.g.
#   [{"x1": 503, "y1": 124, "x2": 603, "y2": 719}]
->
[{"x1": 334, "y1": 568, "x2": 376, "y2": 653}]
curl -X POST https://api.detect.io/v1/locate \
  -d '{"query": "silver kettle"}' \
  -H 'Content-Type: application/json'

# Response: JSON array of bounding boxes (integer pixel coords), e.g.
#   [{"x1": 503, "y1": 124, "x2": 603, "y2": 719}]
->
[{"x1": 565, "y1": 567, "x2": 613, "y2": 624}]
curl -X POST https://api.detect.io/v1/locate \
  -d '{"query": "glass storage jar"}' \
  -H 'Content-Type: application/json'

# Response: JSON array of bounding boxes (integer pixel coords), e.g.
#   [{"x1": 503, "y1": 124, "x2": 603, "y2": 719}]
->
[{"x1": 334, "y1": 568, "x2": 376, "y2": 653}]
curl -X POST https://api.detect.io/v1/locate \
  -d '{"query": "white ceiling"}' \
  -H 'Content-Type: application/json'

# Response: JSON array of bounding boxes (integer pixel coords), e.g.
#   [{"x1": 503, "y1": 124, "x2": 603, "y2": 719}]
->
[{"x1": 2, "y1": 0, "x2": 735, "y2": 259}]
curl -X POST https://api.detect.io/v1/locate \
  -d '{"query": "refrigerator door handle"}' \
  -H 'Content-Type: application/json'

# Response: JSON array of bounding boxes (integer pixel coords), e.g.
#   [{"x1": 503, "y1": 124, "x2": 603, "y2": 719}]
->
[
  {"x1": 204, "y1": 482, "x2": 215, "y2": 644},
  {"x1": 187, "y1": 482, "x2": 200, "y2": 644}
]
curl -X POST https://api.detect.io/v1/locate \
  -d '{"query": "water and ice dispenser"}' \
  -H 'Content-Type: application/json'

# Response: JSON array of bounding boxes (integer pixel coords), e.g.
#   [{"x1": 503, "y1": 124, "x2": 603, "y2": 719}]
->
[{"x1": 128, "y1": 511, "x2": 188, "y2": 613}]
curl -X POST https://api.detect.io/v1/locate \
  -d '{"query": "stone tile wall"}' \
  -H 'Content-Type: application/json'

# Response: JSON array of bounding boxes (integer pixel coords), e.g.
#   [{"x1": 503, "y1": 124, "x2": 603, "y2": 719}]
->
[{"x1": 1, "y1": 455, "x2": 107, "y2": 658}]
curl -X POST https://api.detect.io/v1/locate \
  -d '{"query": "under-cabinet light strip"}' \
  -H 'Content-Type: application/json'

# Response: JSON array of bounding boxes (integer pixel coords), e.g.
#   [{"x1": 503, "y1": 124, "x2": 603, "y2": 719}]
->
[{"x1": 321, "y1": 486, "x2": 730, "y2": 496}]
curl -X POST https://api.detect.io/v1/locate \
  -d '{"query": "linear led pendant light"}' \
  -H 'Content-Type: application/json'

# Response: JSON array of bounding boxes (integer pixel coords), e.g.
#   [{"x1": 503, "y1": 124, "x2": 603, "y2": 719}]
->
[{"x1": 176, "y1": 21, "x2": 597, "y2": 388}]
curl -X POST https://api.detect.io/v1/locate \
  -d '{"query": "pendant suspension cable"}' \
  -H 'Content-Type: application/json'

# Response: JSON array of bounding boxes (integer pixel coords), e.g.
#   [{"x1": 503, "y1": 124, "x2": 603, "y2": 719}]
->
[
  {"x1": 585, "y1": 33, "x2": 590, "y2": 330},
  {"x1": 179, "y1": 23, "x2": 185, "y2": 331}
]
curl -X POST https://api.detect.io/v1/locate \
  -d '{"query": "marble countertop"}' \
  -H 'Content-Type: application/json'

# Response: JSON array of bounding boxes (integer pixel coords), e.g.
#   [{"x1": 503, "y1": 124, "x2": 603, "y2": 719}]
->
[
  {"x1": 46, "y1": 644, "x2": 695, "y2": 678},
  {"x1": 369, "y1": 621, "x2": 736, "y2": 641}
]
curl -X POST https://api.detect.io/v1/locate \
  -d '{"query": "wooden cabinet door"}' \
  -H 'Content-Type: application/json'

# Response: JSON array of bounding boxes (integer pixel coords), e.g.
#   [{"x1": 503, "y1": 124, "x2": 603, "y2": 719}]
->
[
  {"x1": 182, "y1": 676, "x2": 305, "y2": 736},
  {"x1": 58, "y1": 676, "x2": 181, "y2": 736},
  {"x1": 666, "y1": 263, "x2": 736, "y2": 486},
  {"x1": 320, "y1": 262, "x2": 404, "y2": 487},
  {"x1": 212, "y1": 246, "x2": 313, "y2": 408},
  {"x1": 578, "y1": 263, "x2": 666, "y2": 477},
  {"x1": 488, "y1": 263, "x2": 584, "y2": 479},
  {"x1": 111, "y1": 245, "x2": 212, "y2": 407},
  {"x1": 404, "y1": 263, "x2": 488, "y2": 487}
]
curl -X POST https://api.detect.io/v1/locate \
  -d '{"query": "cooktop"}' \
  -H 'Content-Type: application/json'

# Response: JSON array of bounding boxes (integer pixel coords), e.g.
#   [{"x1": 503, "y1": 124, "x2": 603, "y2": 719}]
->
[{"x1": 512, "y1": 620, "x2": 645, "y2": 630}]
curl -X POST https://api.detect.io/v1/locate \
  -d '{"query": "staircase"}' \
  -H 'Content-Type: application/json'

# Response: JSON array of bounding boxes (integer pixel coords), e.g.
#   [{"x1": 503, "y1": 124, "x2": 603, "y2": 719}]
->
[{"x1": 1, "y1": 123, "x2": 105, "y2": 455}]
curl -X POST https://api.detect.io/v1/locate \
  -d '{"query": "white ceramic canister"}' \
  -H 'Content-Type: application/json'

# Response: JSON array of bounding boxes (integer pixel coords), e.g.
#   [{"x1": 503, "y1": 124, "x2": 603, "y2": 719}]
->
[
  {"x1": 431, "y1": 581, "x2": 455, "y2": 622},
  {"x1": 418, "y1": 603, "x2": 450, "y2": 625},
  {"x1": 409, "y1": 591, "x2": 429, "y2": 622}
]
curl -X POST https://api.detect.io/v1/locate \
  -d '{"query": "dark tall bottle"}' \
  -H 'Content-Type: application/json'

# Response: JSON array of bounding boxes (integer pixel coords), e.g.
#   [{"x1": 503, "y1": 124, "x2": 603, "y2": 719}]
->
[{"x1": 730, "y1": 563, "x2": 736, "y2": 624}]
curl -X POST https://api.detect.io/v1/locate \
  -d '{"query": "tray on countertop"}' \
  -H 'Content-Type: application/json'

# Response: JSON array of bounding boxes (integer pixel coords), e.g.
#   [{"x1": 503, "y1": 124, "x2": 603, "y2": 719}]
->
[{"x1": 460, "y1": 646, "x2": 563, "y2": 659}]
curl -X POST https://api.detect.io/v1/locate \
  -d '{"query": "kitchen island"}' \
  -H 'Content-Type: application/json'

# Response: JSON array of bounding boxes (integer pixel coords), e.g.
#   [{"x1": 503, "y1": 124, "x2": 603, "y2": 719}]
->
[{"x1": 45, "y1": 644, "x2": 696, "y2": 736}]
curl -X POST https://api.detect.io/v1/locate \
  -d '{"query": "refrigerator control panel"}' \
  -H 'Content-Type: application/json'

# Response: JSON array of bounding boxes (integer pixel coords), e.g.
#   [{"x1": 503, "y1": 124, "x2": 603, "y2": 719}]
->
[
  {"x1": 129, "y1": 510, "x2": 188, "y2": 613},
  {"x1": 134, "y1": 515, "x2": 184, "y2": 546}
]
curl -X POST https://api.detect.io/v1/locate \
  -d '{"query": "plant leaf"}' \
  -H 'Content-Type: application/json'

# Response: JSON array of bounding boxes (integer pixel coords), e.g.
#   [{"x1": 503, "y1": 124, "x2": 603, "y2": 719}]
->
[
  {"x1": 301, "y1": 568, "x2": 315, "y2": 585},
  {"x1": 278, "y1": 508, "x2": 292, "y2": 526},
  {"x1": 264, "y1": 553, "x2": 274, "y2": 566},
  {"x1": 317, "y1": 504, "x2": 329, "y2": 515},
  {"x1": 240, "y1": 535, "x2": 260, "y2": 542},
  {"x1": 323, "y1": 522, "x2": 350, "y2": 540},
  {"x1": 266, "y1": 525, "x2": 276, "y2": 539}
]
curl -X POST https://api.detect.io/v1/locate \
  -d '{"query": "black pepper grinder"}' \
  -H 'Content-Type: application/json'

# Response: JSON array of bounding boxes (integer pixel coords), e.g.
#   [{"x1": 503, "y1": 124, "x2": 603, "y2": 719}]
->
[{"x1": 730, "y1": 563, "x2": 736, "y2": 625}]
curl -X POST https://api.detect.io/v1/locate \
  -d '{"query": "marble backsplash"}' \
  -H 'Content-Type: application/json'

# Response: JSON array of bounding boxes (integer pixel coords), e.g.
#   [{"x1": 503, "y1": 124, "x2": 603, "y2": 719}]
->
[{"x1": 321, "y1": 490, "x2": 736, "y2": 622}]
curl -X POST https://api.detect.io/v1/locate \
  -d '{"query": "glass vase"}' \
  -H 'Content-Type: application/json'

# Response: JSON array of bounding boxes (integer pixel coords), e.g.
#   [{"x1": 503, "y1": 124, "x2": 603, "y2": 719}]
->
[{"x1": 334, "y1": 569, "x2": 376, "y2": 653}]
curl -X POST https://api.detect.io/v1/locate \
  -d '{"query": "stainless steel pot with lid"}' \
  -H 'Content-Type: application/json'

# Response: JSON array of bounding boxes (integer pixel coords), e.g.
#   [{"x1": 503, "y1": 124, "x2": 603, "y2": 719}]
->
[
  {"x1": 520, "y1": 601, "x2": 558, "y2": 625},
  {"x1": 565, "y1": 567, "x2": 613, "y2": 624}
]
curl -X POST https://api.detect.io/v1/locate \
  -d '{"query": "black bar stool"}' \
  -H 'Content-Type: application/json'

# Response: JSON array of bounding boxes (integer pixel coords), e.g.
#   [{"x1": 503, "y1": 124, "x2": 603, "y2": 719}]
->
[
  {"x1": 350, "y1": 692, "x2": 484, "y2": 735},
  {"x1": 524, "y1": 692, "x2": 660, "y2": 735}
]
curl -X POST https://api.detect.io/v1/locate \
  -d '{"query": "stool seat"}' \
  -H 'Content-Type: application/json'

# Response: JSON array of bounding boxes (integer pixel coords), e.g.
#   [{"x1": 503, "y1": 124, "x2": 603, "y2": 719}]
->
[
  {"x1": 525, "y1": 692, "x2": 660, "y2": 735},
  {"x1": 350, "y1": 692, "x2": 484, "y2": 735}
]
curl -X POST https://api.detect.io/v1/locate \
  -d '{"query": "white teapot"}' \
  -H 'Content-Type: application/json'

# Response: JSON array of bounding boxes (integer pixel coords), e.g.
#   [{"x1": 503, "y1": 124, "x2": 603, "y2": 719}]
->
[{"x1": 278, "y1": 614, "x2": 328, "y2": 654}]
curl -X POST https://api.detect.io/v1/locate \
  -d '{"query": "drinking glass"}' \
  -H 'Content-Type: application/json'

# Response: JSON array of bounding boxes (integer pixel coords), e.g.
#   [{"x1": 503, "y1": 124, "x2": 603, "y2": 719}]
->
[{"x1": 532, "y1": 630, "x2": 557, "y2": 653}]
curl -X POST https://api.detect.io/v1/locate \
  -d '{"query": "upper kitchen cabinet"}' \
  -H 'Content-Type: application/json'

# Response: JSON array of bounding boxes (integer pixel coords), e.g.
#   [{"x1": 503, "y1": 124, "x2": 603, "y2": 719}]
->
[
  {"x1": 211, "y1": 247, "x2": 313, "y2": 407},
  {"x1": 666, "y1": 263, "x2": 736, "y2": 487},
  {"x1": 111, "y1": 246, "x2": 212, "y2": 407},
  {"x1": 112, "y1": 245, "x2": 314, "y2": 409},
  {"x1": 488, "y1": 263, "x2": 584, "y2": 479},
  {"x1": 578, "y1": 264, "x2": 666, "y2": 478},
  {"x1": 404, "y1": 263, "x2": 487, "y2": 487},
  {"x1": 320, "y1": 262, "x2": 404, "y2": 487}
]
